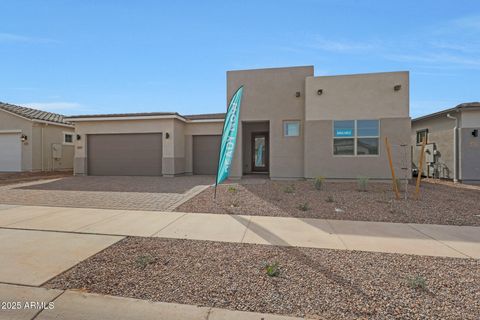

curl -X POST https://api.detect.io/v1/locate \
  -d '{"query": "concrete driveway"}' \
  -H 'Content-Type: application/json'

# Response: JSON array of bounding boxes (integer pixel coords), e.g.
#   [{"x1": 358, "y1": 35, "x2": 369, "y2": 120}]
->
[{"x1": 0, "y1": 176, "x2": 213, "y2": 211}]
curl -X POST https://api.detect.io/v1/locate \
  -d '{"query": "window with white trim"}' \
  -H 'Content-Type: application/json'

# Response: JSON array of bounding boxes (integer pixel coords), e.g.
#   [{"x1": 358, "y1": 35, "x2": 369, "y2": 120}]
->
[
  {"x1": 63, "y1": 132, "x2": 74, "y2": 145},
  {"x1": 333, "y1": 120, "x2": 379, "y2": 156},
  {"x1": 284, "y1": 120, "x2": 300, "y2": 137}
]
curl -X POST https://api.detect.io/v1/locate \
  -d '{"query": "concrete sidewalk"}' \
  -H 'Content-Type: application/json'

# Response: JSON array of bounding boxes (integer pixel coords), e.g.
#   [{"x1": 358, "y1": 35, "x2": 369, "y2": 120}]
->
[
  {"x1": 0, "y1": 284, "x2": 301, "y2": 320},
  {"x1": 0, "y1": 205, "x2": 479, "y2": 258}
]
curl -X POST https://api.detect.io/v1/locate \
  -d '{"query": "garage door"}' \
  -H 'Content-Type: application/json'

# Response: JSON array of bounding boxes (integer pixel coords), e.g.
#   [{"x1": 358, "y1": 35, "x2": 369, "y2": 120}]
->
[
  {"x1": 0, "y1": 132, "x2": 21, "y2": 172},
  {"x1": 193, "y1": 135, "x2": 221, "y2": 175},
  {"x1": 88, "y1": 133, "x2": 162, "y2": 176}
]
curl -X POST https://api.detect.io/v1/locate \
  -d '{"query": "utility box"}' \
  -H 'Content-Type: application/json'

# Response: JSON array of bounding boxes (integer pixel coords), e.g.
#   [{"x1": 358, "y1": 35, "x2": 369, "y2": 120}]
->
[
  {"x1": 52, "y1": 143, "x2": 63, "y2": 159},
  {"x1": 424, "y1": 143, "x2": 435, "y2": 163}
]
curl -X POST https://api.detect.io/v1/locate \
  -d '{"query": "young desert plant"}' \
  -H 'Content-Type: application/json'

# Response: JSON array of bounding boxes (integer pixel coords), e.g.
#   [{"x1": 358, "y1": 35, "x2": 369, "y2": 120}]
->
[
  {"x1": 284, "y1": 184, "x2": 295, "y2": 194},
  {"x1": 408, "y1": 275, "x2": 427, "y2": 290},
  {"x1": 394, "y1": 178, "x2": 404, "y2": 192},
  {"x1": 357, "y1": 176, "x2": 370, "y2": 192},
  {"x1": 325, "y1": 195, "x2": 334, "y2": 203},
  {"x1": 135, "y1": 254, "x2": 156, "y2": 270},
  {"x1": 298, "y1": 202, "x2": 310, "y2": 211},
  {"x1": 314, "y1": 176, "x2": 325, "y2": 190},
  {"x1": 265, "y1": 262, "x2": 280, "y2": 277},
  {"x1": 227, "y1": 185, "x2": 237, "y2": 193}
]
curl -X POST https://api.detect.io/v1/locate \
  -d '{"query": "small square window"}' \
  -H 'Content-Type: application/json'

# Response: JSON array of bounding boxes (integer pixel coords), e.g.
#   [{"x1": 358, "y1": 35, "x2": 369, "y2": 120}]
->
[
  {"x1": 416, "y1": 129, "x2": 428, "y2": 144},
  {"x1": 63, "y1": 133, "x2": 74, "y2": 144},
  {"x1": 284, "y1": 121, "x2": 300, "y2": 137}
]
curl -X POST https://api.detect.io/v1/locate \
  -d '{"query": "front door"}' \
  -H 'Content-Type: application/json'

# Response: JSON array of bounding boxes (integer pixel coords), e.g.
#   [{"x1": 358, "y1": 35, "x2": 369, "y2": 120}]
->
[{"x1": 251, "y1": 132, "x2": 269, "y2": 172}]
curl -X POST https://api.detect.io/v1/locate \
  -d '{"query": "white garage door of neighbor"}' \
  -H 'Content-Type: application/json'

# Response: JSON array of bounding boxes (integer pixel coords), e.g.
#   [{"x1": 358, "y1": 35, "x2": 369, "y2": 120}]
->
[{"x1": 0, "y1": 133, "x2": 22, "y2": 172}]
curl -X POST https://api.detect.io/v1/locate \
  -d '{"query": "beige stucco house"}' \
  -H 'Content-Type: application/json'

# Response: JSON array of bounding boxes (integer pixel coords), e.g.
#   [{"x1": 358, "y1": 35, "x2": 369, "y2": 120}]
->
[
  {"x1": 67, "y1": 66, "x2": 411, "y2": 180},
  {"x1": 411, "y1": 102, "x2": 480, "y2": 184},
  {"x1": 0, "y1": 102, "x2": 75, "y2": 172}
]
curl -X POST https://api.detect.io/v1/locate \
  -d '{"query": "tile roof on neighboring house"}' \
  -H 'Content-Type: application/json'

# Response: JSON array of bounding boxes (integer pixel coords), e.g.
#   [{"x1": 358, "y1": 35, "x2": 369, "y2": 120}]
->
[
  {"x1": 412, "y1": 102, "x2": 480, "y2": 122},
  {"x1": 0, "y1": 102, "x2": 72, "y2": 125}
]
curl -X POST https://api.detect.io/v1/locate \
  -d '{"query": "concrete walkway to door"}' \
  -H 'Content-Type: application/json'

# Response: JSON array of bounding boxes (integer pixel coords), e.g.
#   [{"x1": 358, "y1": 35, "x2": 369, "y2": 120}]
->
[{"x1": 0, "y1": 204, "x2": 478, "y2": 259}]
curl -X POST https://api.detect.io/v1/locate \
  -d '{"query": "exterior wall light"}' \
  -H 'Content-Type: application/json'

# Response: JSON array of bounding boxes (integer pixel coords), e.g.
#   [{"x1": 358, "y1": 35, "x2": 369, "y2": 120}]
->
[
  {"x1": 394, "y1": 85, "x2": 402, "y2": 91},
  {"x1": 165, "y1": 132, "x2": 170, "y2": 139},
  {"x1": 76, "y1": 134, "x2": 81, "y2": 141},
  {"x1": 295, "y1": 91, "x2": 301, "y2": 97},
  {"x1": 21, "y1": 134, "x2": 28, "y2": 142},
  {"x1": 317, "y1": 89, "x2": 323, "y2": 95}
]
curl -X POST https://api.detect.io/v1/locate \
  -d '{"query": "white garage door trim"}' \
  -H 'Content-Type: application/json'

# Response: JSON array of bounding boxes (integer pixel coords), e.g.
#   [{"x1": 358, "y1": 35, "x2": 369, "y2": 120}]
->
[{"x1": 0, "y1": 132, "x2": 22, "y2": 172}]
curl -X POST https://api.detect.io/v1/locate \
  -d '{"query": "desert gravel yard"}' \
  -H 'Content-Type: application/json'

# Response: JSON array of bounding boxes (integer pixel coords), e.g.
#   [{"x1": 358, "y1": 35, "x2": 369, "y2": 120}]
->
[
  {"x1": 45, "y1": 237, "x2": 480, "y2": 320},
  {"x1": 176, "y1": 180, "x2": 480, "y2": 226}
]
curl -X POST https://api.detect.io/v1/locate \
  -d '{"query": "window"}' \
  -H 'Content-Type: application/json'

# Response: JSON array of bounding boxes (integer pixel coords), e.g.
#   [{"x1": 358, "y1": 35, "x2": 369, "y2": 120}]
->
[
  {"x1": 333, "y1": 120, "x2": 379, "y2": 156},
  {"x1": 416, "y1": 129, "x2": 428, "y2": 145},
  {"x1": 356, "y1": 120, "x2": 379, "y2": 155},
  {"x1": 284, "y1": 121, "x2": 300, "y2": 137},
  {"x1": 333, "y1": 120, "x2": 354, "y2": 155},
  {"x1": 63, "y1": 132, "x2": 74, "y2": 145}
]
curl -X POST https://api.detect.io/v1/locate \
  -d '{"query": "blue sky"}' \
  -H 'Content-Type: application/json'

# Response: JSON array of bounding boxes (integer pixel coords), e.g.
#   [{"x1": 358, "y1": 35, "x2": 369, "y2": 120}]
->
[{"x1": 0, "y1": 0, "x2": 479, "y2": 118}]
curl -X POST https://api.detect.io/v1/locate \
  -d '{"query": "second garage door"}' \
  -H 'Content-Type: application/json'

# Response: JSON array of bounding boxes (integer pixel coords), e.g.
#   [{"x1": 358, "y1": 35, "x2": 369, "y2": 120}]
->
[
  {"x1": 88, "y1": 133, "x2": 162, "y2": 176},
  {"x1": 193, "y1": 135, "x2": 221, "y2": 175}
]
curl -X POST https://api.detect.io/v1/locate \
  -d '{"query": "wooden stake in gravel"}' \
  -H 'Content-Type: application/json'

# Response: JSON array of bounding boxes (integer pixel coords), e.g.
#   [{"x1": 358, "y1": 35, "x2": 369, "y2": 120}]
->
[
  {"x1": 385, "y1": 137, "x2": 400, "y2": 200},
  {"x1": 415, "y1": 137, "x2": 427, "y2": 200}
]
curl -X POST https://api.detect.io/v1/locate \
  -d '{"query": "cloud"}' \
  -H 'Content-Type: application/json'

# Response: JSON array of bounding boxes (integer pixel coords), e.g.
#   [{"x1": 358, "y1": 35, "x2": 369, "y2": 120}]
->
[
  {"x1": 385, "y1": 52, "x2": 480, "y2": 69},
  {"x1": 308, "y1": 37, "x2": 376, "y2": 53},
  {"x1": 452, "y1": 15, "x2": 480, "y2": 31},
  {"x1": 0, "y1": 32, "x2": 57, "y2": 44},
  {"x1": 22, "y1": 102, "x2": 93, "y2": 115}
]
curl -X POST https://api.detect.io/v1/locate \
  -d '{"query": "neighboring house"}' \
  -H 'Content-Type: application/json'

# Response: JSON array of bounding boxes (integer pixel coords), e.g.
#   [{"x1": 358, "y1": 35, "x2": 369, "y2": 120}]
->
[
  {"x1": 0, "y1": 102, "x2": 75, "y2": 172},
  {"x1": 411, "y1": 102, "x2": 480, "y2": 184},
  {"x1": 67, "y1": 66, "x2": 411, "y2": 179}
]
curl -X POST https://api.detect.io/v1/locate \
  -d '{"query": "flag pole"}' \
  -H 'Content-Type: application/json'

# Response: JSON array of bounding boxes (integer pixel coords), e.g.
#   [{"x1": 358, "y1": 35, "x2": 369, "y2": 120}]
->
[{"x1": 213, "y1": 86, "x2": 243, "y2": 200}]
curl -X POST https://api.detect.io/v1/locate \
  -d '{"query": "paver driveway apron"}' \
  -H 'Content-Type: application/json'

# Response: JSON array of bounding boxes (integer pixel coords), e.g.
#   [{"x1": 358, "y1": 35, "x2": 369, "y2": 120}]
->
[{"x1": 0, "y1": 176, "x2": 212, "y2": 211}]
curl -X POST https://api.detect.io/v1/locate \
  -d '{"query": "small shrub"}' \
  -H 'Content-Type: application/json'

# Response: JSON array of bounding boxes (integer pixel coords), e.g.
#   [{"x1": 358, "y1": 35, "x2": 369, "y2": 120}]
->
[
  {"x1": 284, "y1": 184, "x2": 295, "y2": 194},
  {"x1": 227, "y1": 186, "x2": 237, "y2": 193},
  {"x1": 408, "y1": 275, "x2": 427, "y2": 290},
  {"x1": 135, "y1": 255, "x2": 155, "y2": 270},
  {"x1": 325, "y1": 195, "x2": 334, "y2": 203},
  {"x1": 298, "y1": 202, "x2": 309, "y2": 211},
  {"x1": 357, "y1": 176, "x2": 369, "y2": 192},
  {"x1": 230, "y1": 200, "x2": 240, "y2": 208},
  {"x1": 265, "y1": 262, "x2": 280, "y2": 277},
  {"x1": 395, "y1": 178, "x2": 404, "y2": 192},
  {"x1": 314, "y1": 176, "x2": 325, "y2": 190}
]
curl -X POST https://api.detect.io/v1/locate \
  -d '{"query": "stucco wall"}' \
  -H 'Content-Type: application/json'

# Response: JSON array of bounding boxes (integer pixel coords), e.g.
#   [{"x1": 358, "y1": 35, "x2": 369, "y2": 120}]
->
[
  {"x1": 305, "y1": 118, "x2": 411, "y2": 179},
  {"x1": 31, "y1": 123, "x2": 74, "y2": 171},
  {"x1": 0, "y1": 110, "x2": 33, "y2": 171},
  {"x1": 411, "y1": 115, "x2": 456, "y2": 179},
  {"x1": 305, "y1": 71, "x2": 409, "y2": 120},
  {"x1": 460, "y1": 109, "x2": 480, "y2": 128},
  {"x1": 227, "y1": 66, "x2": 313, "y2": 179}
]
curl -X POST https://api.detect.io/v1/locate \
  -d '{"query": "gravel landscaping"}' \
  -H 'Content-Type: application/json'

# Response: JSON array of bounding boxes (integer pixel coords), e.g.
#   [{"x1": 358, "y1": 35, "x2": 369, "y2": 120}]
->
[
  {"x1": 176, "y1": 180, "x2": 480, "y2": 226},
  {"x1": 45, "y1": 237, "x2": 480, "y2": 320}
]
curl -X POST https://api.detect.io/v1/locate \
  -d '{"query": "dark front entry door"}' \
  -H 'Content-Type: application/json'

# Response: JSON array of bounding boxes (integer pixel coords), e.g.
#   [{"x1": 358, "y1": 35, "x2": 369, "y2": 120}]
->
[{"x1": 251, "y1": 132, "x2": 269, "y2": 172}]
